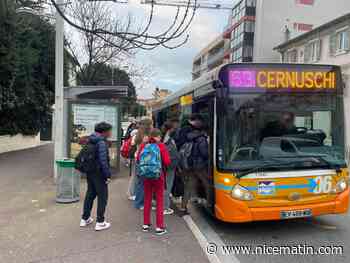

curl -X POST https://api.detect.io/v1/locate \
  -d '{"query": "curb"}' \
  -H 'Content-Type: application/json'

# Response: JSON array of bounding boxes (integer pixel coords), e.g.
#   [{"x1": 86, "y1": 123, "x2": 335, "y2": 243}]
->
[{"x1": 183, "y1": 212, "x2": 240, "y2": 263}]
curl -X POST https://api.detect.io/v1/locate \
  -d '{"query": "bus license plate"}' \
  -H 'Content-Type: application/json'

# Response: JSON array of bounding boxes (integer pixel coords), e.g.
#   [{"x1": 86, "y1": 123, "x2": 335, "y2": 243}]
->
[{"x1": 281, "y1": 209, "x2": 312, "y2": 219}]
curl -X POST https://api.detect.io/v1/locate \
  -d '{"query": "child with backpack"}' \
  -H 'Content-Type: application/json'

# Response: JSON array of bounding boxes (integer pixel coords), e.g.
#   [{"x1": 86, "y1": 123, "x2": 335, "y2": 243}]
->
[
  {"x1": 133, "y1": 119, "x2": 153, "y2": 210},
  {"x1": 137, "y1": 128, "x2": 171, "y2": 235}
]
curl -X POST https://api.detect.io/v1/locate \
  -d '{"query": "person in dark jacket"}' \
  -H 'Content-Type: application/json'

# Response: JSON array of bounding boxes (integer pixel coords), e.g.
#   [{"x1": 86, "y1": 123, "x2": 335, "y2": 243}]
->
[
  {"x1": 80, "y1": 122, "x2": 112, "y2": 231},
  {"x1": 175, "y1": 114, "x2": 209, "y2": 213},
  {"x1": 162, "y1": 121, "x2": 180, "y2": 215}
]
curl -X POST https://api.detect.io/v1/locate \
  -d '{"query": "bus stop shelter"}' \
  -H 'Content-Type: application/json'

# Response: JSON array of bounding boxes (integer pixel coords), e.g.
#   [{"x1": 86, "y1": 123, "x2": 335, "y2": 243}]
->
[{"x1": 54, "y1": 85, "x2": 128, "y2": 175}]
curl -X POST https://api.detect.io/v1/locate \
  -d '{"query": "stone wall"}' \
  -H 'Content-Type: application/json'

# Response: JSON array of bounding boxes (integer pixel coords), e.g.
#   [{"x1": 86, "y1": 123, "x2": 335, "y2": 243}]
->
[{"x1": 0, "y1": 134, "x2": 41, "y2": 154}]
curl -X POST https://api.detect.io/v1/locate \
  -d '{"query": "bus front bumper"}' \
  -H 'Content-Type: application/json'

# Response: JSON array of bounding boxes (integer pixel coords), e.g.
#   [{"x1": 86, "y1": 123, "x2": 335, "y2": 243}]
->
[{"x1": 215, "y1": 188, "x2": 349, "y2": 223}]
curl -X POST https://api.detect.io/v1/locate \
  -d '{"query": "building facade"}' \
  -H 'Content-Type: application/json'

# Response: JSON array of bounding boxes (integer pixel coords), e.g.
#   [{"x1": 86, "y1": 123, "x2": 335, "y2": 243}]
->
[
  {"x1": 192, "y1": 0, "x2": 350, "y2": 80},
  {"x1": 274, "y1": 13, "x2": 350, "y2": 150},
  {"x1": 224, "y1": 0, "x2": 256, "y2": 63},
  {"x1": 138, "y1": 88, "x2": 172, "y2": 116},
  {"x1": 225, "y1": 0, "x2": 350, "y2": 63},
  {"x1": 192, "y1": 34, "x2": 231, "y2": 80}
]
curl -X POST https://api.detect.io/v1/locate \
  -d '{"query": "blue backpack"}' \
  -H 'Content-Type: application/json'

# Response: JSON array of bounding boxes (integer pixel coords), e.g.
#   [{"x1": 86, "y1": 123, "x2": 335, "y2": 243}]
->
[{"x1": 138, "y1": 144, "x2": 162, "y2": 180}]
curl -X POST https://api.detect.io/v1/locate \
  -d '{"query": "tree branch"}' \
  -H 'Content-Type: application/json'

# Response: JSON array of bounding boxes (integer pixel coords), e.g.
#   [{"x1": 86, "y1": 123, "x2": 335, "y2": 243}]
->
[{"x1": 49, "y1": 0, "x2": 197, "y2": 50}]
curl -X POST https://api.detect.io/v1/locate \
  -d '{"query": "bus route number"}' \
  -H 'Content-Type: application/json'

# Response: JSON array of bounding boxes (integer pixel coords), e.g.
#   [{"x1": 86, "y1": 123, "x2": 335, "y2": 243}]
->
[
  {"x1": 229, "y1": 70, "x2": 256, "y2": 88},
  {"x1": 313, "y1": 176, "x2": 333, "y2": 194}
]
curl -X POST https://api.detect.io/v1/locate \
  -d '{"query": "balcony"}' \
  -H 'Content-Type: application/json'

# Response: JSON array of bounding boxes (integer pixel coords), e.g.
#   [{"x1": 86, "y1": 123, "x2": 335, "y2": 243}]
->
[
  {"x1": 192, "y1": 64, "x2": 202, "y2": 74},
  {"x1": 207, "y1": 50, "x2": 225, "y2": 67},
  {"x1": 223, "y1": 24, "x2": 234, "y2": 39}
]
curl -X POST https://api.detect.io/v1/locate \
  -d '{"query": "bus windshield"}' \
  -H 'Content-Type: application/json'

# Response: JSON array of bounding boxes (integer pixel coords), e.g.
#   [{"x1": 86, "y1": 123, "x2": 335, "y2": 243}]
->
[{"x1": 217, "y1": 92, "x2": 346, "y2": 172}]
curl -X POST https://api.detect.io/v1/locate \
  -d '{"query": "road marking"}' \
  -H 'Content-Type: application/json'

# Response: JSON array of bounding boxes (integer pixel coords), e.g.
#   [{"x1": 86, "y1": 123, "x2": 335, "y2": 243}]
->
[
  {"x1": 183, "y1": 215, "x2": 221, "y2": 263},
  {"x1": 183, "y1": 213, "x2": 240, "y2": 263},
  {"x1": 302, "y1": 218, "x2": 338, "y2": 230},
  {"x1": 310, "y1": 219, "x2": 337, "y2": 230}
]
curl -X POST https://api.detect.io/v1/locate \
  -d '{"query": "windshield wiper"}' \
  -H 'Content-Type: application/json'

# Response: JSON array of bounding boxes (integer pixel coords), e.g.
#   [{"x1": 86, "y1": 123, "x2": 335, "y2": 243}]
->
[
  {"x1": 297, "y1": 155, "x2": 342, "y2": 172},
  {"x1": 271, "y1": 154, "x2": 343, "y2": 171},
  {"x1": 236, "y1": 157, "x2": 337, "y2": 179}
]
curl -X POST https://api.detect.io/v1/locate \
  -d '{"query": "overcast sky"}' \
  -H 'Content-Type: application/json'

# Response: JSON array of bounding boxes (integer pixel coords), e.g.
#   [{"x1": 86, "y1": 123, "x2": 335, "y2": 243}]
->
[
  {"x1": 123, "y1": 1, "x2": 231, "y2": 98},
  {"x1": 65, "y1": 1, "x2": 232, "y2": 98}
]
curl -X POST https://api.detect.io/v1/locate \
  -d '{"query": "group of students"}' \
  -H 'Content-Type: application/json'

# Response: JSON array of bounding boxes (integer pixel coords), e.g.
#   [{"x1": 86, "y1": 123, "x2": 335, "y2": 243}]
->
[{"x1": 77, "y1": 114, "x2": 209, "y2": 236}]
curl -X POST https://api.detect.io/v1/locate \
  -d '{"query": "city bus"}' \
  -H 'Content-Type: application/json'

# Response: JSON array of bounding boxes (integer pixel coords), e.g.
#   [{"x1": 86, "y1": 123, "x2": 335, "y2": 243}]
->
[{"x1": 153, "y1": 63, "x2": 349, "y2": 223}]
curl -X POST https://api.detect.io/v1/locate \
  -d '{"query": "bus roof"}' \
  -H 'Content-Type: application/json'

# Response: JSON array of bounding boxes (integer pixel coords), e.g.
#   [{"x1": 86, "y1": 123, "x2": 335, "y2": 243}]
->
[{"x1": 154, "y1": 65, "x2": 222, "y2": 111}]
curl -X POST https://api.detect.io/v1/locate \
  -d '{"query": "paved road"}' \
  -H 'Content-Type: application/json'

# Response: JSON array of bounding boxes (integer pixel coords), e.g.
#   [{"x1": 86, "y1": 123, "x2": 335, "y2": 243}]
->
[
  {"x1": 3, "y1": 144, "x2": 348, "y2": 263},
  {"x1": 190, "y1": 203, "x2": 350, "y2": 263},
  {"x1": 0, "y1": 144, "x2": 209, "y2": 263}
]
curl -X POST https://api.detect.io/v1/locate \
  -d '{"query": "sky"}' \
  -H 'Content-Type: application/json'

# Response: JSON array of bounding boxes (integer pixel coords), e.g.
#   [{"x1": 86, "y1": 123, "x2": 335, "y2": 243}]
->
[
  {"x1": 122, "y1": 1, "x2": 232, "y2": 98},
  {"x1": 64, "y1": 0, "x2": 233, "y2": 98}
]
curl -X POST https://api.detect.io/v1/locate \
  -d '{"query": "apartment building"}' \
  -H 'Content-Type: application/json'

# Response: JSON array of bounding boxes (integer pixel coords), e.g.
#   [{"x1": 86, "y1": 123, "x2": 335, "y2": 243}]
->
[
  {"x1": 225, "y1": 0, "x2": 350, "y2": 63},
  {"x1": 274, "y1": 13, "x2": 350, "y2": 148},
  {"x1": 223, "y1": 0, "x2": 256, "y2": 63},
  {"x1": 192, "y1": 0, "x2": 350, "y2": 80},
  {"x1": 192, "y1": 34, "x2": 231, "y2": 80}
]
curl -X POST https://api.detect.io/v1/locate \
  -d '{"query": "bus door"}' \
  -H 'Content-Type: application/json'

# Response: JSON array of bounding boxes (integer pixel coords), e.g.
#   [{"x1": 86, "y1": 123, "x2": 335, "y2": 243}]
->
[{"x1": 192, "y1": 97, "x2": 215, "y2": 211}]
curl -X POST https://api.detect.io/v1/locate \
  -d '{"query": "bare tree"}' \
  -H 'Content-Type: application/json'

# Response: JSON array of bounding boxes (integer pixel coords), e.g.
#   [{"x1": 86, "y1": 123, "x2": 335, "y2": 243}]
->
[
  {"x1": 50, "y1": 0, "x2": 198, "y2": 51},
  {"x1": 14, "y1": 0, "x2": 48, "y2": 11},
  {"x1": 65, "y1": 0, "x2": 133, "y2": 84}
]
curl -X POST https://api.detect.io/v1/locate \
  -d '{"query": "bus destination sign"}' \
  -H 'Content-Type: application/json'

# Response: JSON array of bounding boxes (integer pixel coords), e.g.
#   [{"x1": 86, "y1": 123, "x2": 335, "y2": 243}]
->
[{"x1": 228, "y1": 69, "x2": 336, "y2": 92}]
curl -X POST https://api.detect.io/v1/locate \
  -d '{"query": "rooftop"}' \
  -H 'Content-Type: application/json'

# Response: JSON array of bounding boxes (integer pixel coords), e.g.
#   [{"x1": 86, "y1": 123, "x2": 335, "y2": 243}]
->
[
  {"x1": 274, "y1": 12, "x2": 350, "y2": 51},
  {"x1": 193, "y1": 34, "x2": 225, "y2": 61}
]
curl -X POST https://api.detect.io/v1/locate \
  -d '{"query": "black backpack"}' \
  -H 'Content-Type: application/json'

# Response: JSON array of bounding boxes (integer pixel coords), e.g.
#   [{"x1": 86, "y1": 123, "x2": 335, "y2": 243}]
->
[
  {"x1": 75, "y1": 143, "x2": 98, "y2": 173},
  {"x1": 178, "y1": 141, "x2": 194, "y2": 172},
  {"x1": 165, "y1": 138, "x2": 180, "y2": 169}
]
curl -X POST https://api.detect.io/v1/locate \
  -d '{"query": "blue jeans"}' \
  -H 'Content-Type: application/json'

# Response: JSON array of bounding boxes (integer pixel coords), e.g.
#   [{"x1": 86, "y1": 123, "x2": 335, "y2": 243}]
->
[
  {"x1": 127, "y1": 161, "x2": 136, "y2": 197},
  {"x1": 134, "y1": 175, "x2": 144, "y2": 209},
  {"x1": 164, "y1": 169, "x2": 175, "y2": 209}
]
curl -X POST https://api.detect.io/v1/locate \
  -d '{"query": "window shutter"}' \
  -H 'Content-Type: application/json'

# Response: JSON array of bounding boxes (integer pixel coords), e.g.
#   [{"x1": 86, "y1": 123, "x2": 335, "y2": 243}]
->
[
  {"x1": 316, "y1": 39, "x2": 322, "y2": 61},
  {"x1": 345, "y1": 29, "x2": 350, "y2": 51},
  {"x1": 329, "y1": 33, "x2": 337, "y2": 56},
  {"x1": 304, "y1": 44, "x2": 311, "y2": 62}
]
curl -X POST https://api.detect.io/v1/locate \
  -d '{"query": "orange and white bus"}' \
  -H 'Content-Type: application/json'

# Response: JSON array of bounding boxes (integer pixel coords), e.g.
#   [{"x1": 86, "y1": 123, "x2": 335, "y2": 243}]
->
[{"x1": 153, "y1": 63, "x2": 349, "y2": 222}]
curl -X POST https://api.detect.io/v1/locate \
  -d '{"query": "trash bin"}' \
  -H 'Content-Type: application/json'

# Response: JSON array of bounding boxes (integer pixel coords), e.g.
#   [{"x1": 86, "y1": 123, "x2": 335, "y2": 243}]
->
[{"x1": 56, "y1": 159, "x2": 80, "y2": 203}]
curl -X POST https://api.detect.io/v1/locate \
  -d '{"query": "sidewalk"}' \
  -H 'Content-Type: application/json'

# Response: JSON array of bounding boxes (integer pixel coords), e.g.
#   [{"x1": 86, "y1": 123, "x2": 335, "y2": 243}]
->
[{"x1": 0, "y1": 144, "x2": 209, "y2": 263}]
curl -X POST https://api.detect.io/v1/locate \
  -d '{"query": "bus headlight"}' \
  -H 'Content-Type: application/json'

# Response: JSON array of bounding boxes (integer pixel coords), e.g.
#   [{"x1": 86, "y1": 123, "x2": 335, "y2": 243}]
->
[
  {"x1": 332, "y1": 178, "x2": 348, "y2": 193},
  {"x1": 231, "y1": 185, "x2": 254, "y2": 201}
]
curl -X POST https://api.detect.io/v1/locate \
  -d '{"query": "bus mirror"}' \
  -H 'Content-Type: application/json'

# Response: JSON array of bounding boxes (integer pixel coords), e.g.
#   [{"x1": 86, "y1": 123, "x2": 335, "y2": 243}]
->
[{"x1": 213, "y1": 80, "x2": 222, "y2": 89}]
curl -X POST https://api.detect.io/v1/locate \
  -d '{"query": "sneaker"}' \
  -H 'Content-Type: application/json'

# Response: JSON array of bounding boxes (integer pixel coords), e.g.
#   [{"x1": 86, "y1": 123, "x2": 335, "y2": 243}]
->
[
  {"x1": 164, "y1": 208, "x2": 174, "y2": 215},
  {"x1": 191, "y1": 197, "x2": 202, "y2": 204},
  {"x1": 128, "y1": 195, "x2": 136, "y2": 201},
  {"x1": 155, "y1": 228, "x2": 167, "y2": 236},
  {"x1": 80, "y1": 217, "x2": 94, "y2": 227},
  {"x1": 172, "y1": 197, "x2": 182, "y2": 204},
  {"x1": 178, "y1": 207, "x2": 187, "y2": 212},
  {"x1": 138, "y1": 206, "x2": 144, "y2": 210},
  {"x1": 95, "y1": 221, "x2": 111, "y2": 231},
  {"x1": 152, "y1": 206, "x2": 156, "y2": 211},
  {"x1": 142, "y1": 224, "x2": 151, "y2": 232},
  {"x1": 178, "y1": 207, "x2": 189, "y2": 216}
]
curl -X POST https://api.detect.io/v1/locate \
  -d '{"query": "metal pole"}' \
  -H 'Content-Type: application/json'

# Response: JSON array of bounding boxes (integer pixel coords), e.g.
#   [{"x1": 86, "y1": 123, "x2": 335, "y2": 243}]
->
[
  {"x1": 54, "y1": 0, "x2": 65, "y2": 180},
  {"x1": 112, "y1": 67, "x2": 114, "y2": 85}
]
